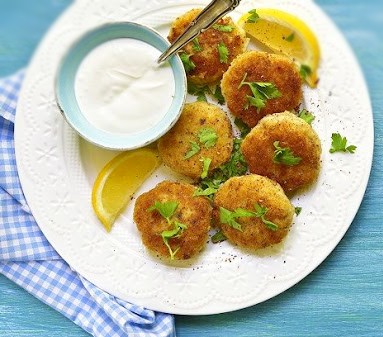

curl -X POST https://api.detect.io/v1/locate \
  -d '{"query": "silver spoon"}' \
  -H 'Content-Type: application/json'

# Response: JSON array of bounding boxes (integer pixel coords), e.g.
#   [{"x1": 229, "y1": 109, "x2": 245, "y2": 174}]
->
[{"x1": 158, "y1": 0, "x2": 241, "y2": 63}]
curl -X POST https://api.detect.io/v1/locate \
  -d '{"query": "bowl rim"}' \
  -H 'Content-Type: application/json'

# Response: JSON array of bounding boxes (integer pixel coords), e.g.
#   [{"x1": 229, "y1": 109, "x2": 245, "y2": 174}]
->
[{"x1": 55, "y1": 21, "x2": 187, "y2": 150}]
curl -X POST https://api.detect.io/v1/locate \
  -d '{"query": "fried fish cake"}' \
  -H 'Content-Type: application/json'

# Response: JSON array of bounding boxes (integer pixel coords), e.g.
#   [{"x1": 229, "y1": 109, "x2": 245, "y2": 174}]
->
[
  {"x1": 241, "y1": 111, "x2": 321, "y2": 192},
  {"x1": 158, "y1": 102, "x2": 233, "y2": 180},
  {"x1": 134, "y1": 181, "x2": 212, "y2": 260},
  {"x1": 213, "y1": 175, "x2": 294, "y2": 250},
  {"x1": 168, "y1": 8, "x2": 248, "y2": 85},
  {"x1": 221, "y1": 51, "x2": 302, "y2": 127}
]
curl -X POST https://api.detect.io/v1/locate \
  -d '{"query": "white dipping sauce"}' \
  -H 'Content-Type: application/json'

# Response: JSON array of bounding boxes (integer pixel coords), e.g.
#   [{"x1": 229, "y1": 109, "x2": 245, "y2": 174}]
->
[{"x1": 75, "y1": 38, "x2": 175, "y2": 134}]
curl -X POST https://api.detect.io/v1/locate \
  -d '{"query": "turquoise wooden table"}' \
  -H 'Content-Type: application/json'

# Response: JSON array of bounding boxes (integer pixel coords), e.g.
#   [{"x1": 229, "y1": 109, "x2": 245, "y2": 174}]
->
[{"x1": 1, "y1": 0, "x2": 382, "y2": 336}]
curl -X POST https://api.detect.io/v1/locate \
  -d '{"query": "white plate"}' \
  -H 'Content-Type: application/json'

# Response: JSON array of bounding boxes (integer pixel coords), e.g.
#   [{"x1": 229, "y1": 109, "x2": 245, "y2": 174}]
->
[{"x1": 15, "y1": 0, "x2": 373, "y2": 315}]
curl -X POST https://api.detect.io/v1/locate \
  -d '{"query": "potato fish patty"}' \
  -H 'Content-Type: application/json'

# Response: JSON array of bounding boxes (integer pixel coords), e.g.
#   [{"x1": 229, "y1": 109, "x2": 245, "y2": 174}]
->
[
  {"x1": 221, "y1": 51, "x2": 302, "y2": 127},
  {"x1": 158, "y1": 101, "x2": 233, "y2": 180},
  {"x1": 213, "y1": 175, "x2": 294, "y2": 250},
  {"x1": 241, "y1": 111, "x2": 321, "y2": 192},
  {"x1": 168, "y1": 8, "x2": 248, "y2": 85},
  {"x1": 134, "y1": 181, "x2": 212, "y2": 260}
]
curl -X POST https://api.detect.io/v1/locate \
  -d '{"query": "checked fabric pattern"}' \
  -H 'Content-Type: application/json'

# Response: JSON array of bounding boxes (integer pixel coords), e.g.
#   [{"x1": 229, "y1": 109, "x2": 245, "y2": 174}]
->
[{"x1": 0, "y1": 70, "x2": 175, "y2": 337}]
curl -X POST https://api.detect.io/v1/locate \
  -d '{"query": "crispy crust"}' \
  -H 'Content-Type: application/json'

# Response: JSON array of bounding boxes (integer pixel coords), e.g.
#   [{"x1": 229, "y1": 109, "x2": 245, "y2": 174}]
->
[
  {"x1": 158, "y1": 102, "x2": 233, "y2": 180},
  {"x1": 241, "y1": 111, "x2": 322, "y2": 192},
  {"x1": 133, "y1": 181, "x2": 212, "y2": 260},
  {"x1": 221, "y1": 51, "x2": 302, "y2": 127},
  {"x1": 213, "y1": 175, "x2": 294, "y2": 250},
  {"x1": 168, "y1": 8, "x2": 248, "y2": 85}
]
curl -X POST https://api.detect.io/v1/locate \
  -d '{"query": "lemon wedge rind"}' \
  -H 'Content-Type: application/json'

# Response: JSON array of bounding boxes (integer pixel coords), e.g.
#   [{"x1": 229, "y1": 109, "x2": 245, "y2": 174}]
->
[
  {"x1": 92, "y1": 148, "x2": 161, "y2": 232},
  {"x1": 238, "y1": 8, "x2": 321, "y2": 87}
]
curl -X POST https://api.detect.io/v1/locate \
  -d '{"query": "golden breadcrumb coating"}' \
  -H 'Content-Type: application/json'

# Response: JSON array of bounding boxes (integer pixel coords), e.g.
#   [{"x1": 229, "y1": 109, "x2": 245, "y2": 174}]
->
[
  {"x1": 241, "y1": 111, "x2": 321, "y2": 192},
  {"x1": 213, "y1": 174, "x2": 294, "y2": 250},
  {"x1": 134, "y1": 181, "x2": 212, "y2": 260},
  {"x1": 158, "y1": 101, "x2": 233, "y2": 180},
  {"x1": 221, "y1": 51, "x2": 302, "y2": 127},
  {"x1": 168, "y1": 8, "x2": 248, "y2": 85}
]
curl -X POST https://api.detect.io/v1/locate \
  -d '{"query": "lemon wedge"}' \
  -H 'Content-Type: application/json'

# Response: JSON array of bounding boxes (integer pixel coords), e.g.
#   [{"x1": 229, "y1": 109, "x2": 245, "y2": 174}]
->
[
  {"x1": 92, "y1": 148, "x2": 161, "y2": 232},
  {"x1": 238, "y1": 8, "x2": 320, "y2": 87}
]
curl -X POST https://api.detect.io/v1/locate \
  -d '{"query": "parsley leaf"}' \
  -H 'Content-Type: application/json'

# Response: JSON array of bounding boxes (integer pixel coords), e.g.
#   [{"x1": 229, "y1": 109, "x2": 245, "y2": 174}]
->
[
  {"x1": 218, "y1": 138, "x2": 248, "y2": 180},
  {"x1": 239, "y1": 73, "x2": 281, "y2": 112},
  {"x1": 295, "y1": 207, "x2": 302, "y2": 216},
  {"x1": 184, "y1": 141, "x2": 201, "y2": 159},
  {"x1": 148, "y1": 201, "x2": 179, "y2": 224},
  {"x1": 198, "y1": 127, "x2": 218, "y2": 149},
  {"x1": 213, "y1": 85, "x2": 225, "y2": 105},
  {"x1": 194, "y1": 186, "x2": 218, "y2": 197},
  {"x1": 234, "y1": 118, "x2": 251, "y2": 138},
  {"x1": 180, "y1": 52, "x2": 196, "y2": 73},
  {"x1": 192, "y1": 38, "x2": 202, "y2": 52},
  {"x1": 219, "y1": 203, "x2": 279, "y2": 232},
  {"x1": 246, "y1": 9, "x2": 259, "y2": 23},
  {"x1": 197, "y1": 139, "x2": 248, "y2": 198},
  {"x1": 298, "y1": 109, "x2": 315, "y2": 124},
  {"x1": 299, "y1": 64, "x2": 312, "y2": 80},
  {"x1": 161, "y1": 221, "x2": 187, "y2": 260},
  {"x1": 211, "y1": 230, "x2": 227, "y2": 243},
  {"x1": 149, "y1": 201, "x2": 188, "y2": 260},
  {"x1": 212, "y1": 24, "x2": 234, "y2": 32},
  {"x1": 184, "y1": 128, "x2": 218, "y2": 161},
  {"x1": 200, "y1": 157, "x2": 212, "y2": 179},
  {"x1": 187, "y1": 82, "x2": 209, "y2": 102},
  {"x1": 187, "y1": 82, "x2": 225, "y2": 104},
  {"x1": 218, "y1": 42, "x2": 229, "y2": 63},
  {"x1": 261, "y1": 217, "x2": 279, "y2": 231},
  {"x1": 285, "y1": 32, "x2": 295, "y2": 42},
  {"x1": 330, "y1": 133, "x2": 357, "y2": 153},
  {"x1": 219, "y1": 207, "x2": 243, "y2": 231},
  {"x1": 273, "y1": 141, "x2": 302, "y2": 166}
]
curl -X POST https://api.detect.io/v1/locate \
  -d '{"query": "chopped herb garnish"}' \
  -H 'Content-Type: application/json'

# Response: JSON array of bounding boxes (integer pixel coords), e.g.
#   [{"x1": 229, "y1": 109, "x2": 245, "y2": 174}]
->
[
  {"x1": 239, "y1": 73, "x2": 281, "y2": 112},
  {"x1": 200, "y1": 157, "x2": 212, "y2": 179},
  {"x1": 213, "y1": 85, "x2": 225, "y2": 105},
  {"x1": 205, "y1": 144, "x2": 255, "y2": 200},
  {"x1": 194, "y1": 186, "x2": 218, "y2": 197},
  {"x1": 219, "y1": 207, "x2": 244, "y2": 231},
  {"x1": 298, "y1": 109, "x2": 315, "y2": 124},
  {"x1": 211, "y1": 230, "x2": 227, "y2": 243},
  {"x1": 187, "y1": 82, "x2": 209, "y2": 102},
  {"x1": 197, "y1": 138, "x2": 248, "y2": 198},
  {"x1": 161, "y1": 221, "x2": 187, "y2": 260},
  {"x1": 294, "y1": 207, "x2": 302, "y2": 216},
  {"x1": 219, "y1": 203, "x2": 279, "y2": 231},
  {"x1": 253, "y1": 203, "x2": 279, "y2": 231},
  {"x1": 148, "y1": 201, "x2": 187, "y2": 260},
  {"x1": 192, "y1": 37, "x2": 202, "y2": 52},
  {"x1": 198, "y1": 127, "x2": 218, "y2": 149},
  {"x1": 180, "y1": 52, "x2": 196, "y2": 73},
  {"x1": 299, "y1": 64, "x2": 312, "y2": 80},
  {"x1": 329, "y1": 133, "x2": 357, "y2": 153},
  {"x1": 273, "y1": 141, "x2": 302, "y2": 166},
  {"x1": 218, "y1": 42, "x2": 229, "y2": 63},
  {"x1": 184, "y1": 141, "x2": 201, "y2": 159},
  {"x1": 212, "y1": 24, "x2": 234, "y2": 32},
  {"x1": 194, "y1": 180, "x2": 220, "y2": 200},
  {"x1": 148, "y1": 200, "x2": 178, "y2": 223},
  {"x1": 234, "y1": 117, "x2": 251, "y2": 138},
  {"x1": 285, "y1": 32, "x2": 295, "y2": 42},
  {"x1": 187, "y1": 82, "x2": 225, "y2": 104},
  {"x1": 184, "y1": 128, "x2": 218, "y2": 161},
  {"x1": 246, "y1": 9, "x2": 259, "y2": 23}
]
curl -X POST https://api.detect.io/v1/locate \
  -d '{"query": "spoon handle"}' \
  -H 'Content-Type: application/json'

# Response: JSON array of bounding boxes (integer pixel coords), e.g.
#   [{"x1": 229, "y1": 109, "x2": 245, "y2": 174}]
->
[{"x1": 158, "y1": 0, "x2": 241, "y2": 63}]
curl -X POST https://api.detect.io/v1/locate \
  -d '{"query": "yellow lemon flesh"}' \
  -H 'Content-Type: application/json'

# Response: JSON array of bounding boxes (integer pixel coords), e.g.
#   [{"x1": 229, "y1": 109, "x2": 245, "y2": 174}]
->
[
  {"x1": 238, "y1": 8, "x2": 320, "y2": 87},
  {"x1": 92, "y1": 148, "x2": 161, "y2": 232}
]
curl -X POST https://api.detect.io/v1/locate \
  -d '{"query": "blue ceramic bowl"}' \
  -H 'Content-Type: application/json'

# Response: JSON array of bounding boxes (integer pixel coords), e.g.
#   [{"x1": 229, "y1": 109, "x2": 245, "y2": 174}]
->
[{"x1": 56, "y1": 22, "x2": 187, "y2": 150}]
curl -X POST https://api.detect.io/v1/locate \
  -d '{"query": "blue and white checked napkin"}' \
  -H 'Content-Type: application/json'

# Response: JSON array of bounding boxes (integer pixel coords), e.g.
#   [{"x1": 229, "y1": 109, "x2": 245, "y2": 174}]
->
[{"x1": 0, "y1": 70, "x2": 175, "y2": 337}]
